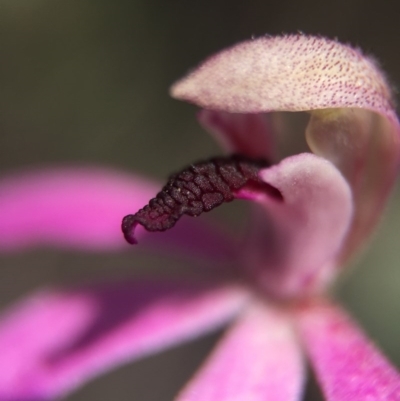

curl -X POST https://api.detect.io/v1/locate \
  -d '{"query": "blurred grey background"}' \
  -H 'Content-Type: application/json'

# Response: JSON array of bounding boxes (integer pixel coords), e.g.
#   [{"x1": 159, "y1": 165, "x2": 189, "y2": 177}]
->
[{"x1": 1, "y1": 1, "x2": 400, "y2": 400}]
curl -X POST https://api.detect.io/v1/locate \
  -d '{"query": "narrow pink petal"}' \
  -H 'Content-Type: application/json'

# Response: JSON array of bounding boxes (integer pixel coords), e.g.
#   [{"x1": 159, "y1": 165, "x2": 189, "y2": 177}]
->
[
  {"x1": 198, "y1": 109, "x2": 276, "y2": 160},
  {"x1": 0, "y1": 167, "x2": 156, "y2": 251},
  {"x1": 0, "y1": 279, "x2": 248, "y2": 400},
  {"x1": 243, "y1": 153, "x2": 353, "y2": 299},
  {"x1": 171, "y1": 34, "x2": 394, "y2": 117},
  {"x1": 176, "y1": 301, "x2": 304, "y2": 401},
  {"x1": 294, "y1": 300, "x2": 400, "y2": 401},
  {"x1": 0, "y1": 167, "x2": 236, "y2": 262}
]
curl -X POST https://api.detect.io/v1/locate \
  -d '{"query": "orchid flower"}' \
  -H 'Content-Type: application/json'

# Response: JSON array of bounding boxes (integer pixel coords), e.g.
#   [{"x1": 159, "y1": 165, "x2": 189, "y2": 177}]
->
[{"x1": 0, "y1": 34, "x2": 400, "y2": 401}]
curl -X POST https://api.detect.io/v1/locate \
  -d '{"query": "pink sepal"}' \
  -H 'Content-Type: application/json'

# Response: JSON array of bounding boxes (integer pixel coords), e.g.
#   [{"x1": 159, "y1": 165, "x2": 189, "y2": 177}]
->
[
  {"x1": 0, "y1": 167, "x2": 236, "y2": 262},
  {"x1": 0, "y1": 279, "x2": 248, "y2": 400},
  {"x1": 176, "y1": 301, "x2": 304, "y2": 401},
  {"x1": 294, "y1": 300, "x2": 400, "y2": 401},
  {"x1": 171, "y1": 35, "x2": 394, "y2": 117},
  {"x1": 0, "y1": 167, "x2": 156, "y2": 251}
]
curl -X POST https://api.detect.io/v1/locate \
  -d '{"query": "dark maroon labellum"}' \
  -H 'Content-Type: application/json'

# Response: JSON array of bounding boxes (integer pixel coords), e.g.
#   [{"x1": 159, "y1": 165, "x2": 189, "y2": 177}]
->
[{"x1": 122, "y1": 154, "x2": 272, "y2": 244}]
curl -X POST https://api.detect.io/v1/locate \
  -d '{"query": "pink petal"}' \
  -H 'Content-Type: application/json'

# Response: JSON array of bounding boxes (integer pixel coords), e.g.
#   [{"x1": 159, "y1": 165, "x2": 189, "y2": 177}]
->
[
  {"x1": 176, "y1": 301, "x2": 304, "y2": 401},
  {"x1": 0, "y1": 279, "x2": 248, "y2": 400},
  {"x1": 171, "y1": 34, "x2": 400, "y2": 263},
  {"x1": 0, "y1": 167, "x2": 156, "y2": 251},
  {"x1": 294, "y1": 300, "x2": 400, "y2": 401},
  {"x1": 198, "y1": 109, "x2": 276, "y2": 160},
  {"x1": 243, "y1": 153, "x2": 353, "y2": 299},
  {"x1": 0, "y1": 167, "x2": 235, "y2": 262}
]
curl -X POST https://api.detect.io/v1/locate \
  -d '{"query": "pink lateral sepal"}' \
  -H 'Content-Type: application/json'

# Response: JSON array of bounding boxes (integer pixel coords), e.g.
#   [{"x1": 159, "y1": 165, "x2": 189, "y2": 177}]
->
[
  {"x1": 0, "y1": 166, "x2": 236, "y2": 263},
  {"x1": 176, "y1": 301, "x2": 304, "y2": 401},
  {"x1": 294, "y1": 299, "x2": 400, "y2": 401},
  {"x1": 0, "y1": 279, "x2": 248, "y2": 400}
]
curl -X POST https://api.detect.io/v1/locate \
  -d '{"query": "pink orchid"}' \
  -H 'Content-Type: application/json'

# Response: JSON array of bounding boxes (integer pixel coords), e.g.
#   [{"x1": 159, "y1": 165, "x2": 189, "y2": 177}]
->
[{"x1": 0, "y1": 34, "x2": 400, "y2": 400}]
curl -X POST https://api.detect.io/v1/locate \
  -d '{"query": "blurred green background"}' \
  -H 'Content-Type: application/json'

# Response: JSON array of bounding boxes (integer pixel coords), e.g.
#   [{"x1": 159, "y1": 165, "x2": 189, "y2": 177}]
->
[{"x1": 1, "y1": 0, "x2": 400, "y2": 400}]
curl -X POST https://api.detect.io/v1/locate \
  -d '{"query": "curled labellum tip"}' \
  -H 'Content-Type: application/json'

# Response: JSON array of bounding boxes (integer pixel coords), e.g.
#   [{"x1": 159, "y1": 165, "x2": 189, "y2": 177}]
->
[{"x1": 122, "y1": 155, "x2": 274, "y2": 244}]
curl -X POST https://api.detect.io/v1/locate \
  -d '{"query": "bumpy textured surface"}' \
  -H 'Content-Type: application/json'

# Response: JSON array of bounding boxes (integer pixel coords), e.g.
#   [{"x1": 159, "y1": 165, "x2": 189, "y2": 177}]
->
[
  {"x1": 122, "y1": 155, "x2": 269, "y2": 244},
  {"x1": 171, "y1": 34, "x2": 395, "y2": 118}
]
